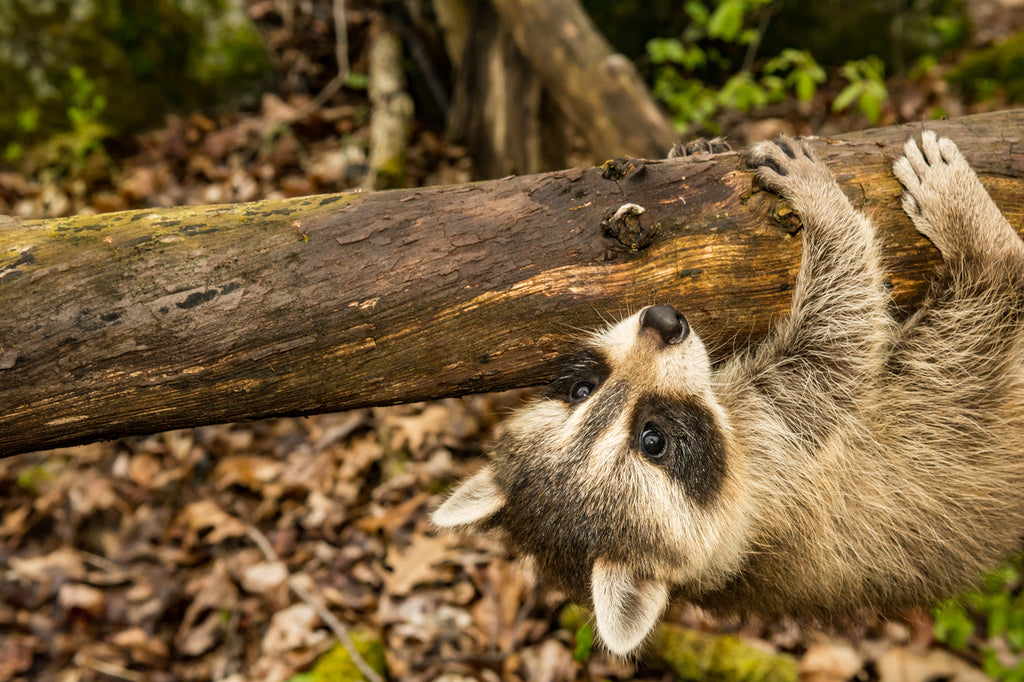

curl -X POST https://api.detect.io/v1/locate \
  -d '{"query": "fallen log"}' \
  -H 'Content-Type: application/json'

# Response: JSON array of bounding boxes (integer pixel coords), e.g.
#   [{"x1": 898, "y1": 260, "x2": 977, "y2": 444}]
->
[{"x1": 2, "y1": 110, "x2": 1022, "y2": 457}]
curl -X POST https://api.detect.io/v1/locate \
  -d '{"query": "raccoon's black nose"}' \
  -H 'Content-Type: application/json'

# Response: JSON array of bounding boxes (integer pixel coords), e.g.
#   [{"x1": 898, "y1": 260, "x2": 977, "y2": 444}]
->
[{"x1": 640, "y1": 305, "x2": 689, "y2": 345}]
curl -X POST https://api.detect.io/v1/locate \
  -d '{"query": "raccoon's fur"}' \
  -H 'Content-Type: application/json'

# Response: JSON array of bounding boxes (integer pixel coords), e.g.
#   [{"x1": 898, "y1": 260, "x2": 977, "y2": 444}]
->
[{"x1": 433, "y1": 132, "x2": 1024, "y2": 656}]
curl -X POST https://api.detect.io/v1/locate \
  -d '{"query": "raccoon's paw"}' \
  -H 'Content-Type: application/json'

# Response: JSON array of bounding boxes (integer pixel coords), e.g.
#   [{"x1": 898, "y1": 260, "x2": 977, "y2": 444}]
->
[
  {"x1": 668, "y1": 136, "x2": 731, "y2": 159},
  {"x1": 893, "y1": 131, "x2": 1016, "y2": 262},
  {"x1": 745, "y1": 136, "x2": 837, "y2": 211}
]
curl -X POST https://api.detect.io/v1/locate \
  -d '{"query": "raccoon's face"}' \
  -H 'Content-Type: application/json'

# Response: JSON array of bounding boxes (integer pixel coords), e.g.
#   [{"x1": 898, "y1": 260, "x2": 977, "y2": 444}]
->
[{"x1": 433, "y1": 306, "x2": 751, "y2": 655}]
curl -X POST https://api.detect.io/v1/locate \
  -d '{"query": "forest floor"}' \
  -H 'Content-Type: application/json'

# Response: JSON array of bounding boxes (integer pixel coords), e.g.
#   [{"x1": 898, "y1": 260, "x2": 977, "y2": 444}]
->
[{"x1": 2, "y1": 2, "x2": 1022, "y2": 681}]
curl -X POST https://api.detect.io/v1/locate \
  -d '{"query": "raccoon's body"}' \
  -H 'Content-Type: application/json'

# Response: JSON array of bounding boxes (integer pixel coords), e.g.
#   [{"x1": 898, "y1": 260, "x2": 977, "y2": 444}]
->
[{"x1": 434, "y1": 132, "x2": 1024, "y2": 656}]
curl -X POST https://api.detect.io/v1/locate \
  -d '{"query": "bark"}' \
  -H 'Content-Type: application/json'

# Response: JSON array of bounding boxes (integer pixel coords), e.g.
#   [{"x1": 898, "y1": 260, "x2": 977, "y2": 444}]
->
[
  {"x1": 446, "y1": 0, "x2": 552, "y2": 177},
  {"x1": 364, "y1": 28, "x2": 414, "y2": 190},
  {"x1": 488, "y1": 0, "x2": 678, "y2": 161},
  {"x1": 1, "y1": 110, "x2": 1023, "y2": 457},
  {"x1": 442, "y1": 0, "x2": 671, "y2": 175}
]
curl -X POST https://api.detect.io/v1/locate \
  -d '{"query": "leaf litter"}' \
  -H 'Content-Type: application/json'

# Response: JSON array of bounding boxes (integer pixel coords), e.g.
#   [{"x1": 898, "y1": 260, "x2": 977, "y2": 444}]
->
[{"x1": 1, "y1": 1, "x2": 1015, "y2": 678}]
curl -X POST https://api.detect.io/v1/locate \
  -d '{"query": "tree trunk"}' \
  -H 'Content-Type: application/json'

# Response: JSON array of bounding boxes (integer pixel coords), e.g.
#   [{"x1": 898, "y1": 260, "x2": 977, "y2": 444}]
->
[
  {"x1": 489, "y1": 0, "x2": 678, "y2": 161},
  {"x1": 1, "y1": 111, "x2": 1022, "y2": 457},
  {"x1": 363, "y1": 27, "x2": 415, "y2": 190},
  {"x1": 445, "y1": 0, "x2": 553, "y2": 177},
  {"x1": 441, "y1": 0, "x2": 674, "y2": 175}
]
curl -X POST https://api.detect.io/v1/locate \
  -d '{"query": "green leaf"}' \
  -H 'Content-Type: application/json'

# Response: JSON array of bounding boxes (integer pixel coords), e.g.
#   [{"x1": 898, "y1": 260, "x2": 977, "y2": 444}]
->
[
  {"x1": 717, "y1": 72, "x2": 767, "y2": 111},
  {"x1": 794, "y1": 71, "x2": 816, "y2": 102},
  {"x1": 4, "y1": 143, "x2": 23, "y2": 164},
  {"x1": 16, "y1": 108, "x2": 39, "y2": 133},
  {"x1": 574, "y1": 622, "x2": 594, "y2": 662},
  {"x1": 832, "y1": 83, "x2": 861, "y2": 113},
  {"x1": 344, "y1": 72, "x2": 369, "y2": 90},
  {"x1": 707, "y1": 0, "x2": 745, "y2": 40},
  {"x1": 648, "y1": 37, "x2": 688, "y2": 65},
  {"x1": 685, "y1": 0, "x2": 710, "y2": 27},
  {"x1": 933, "y1": 599, "x2": 974, "y2": 650}
]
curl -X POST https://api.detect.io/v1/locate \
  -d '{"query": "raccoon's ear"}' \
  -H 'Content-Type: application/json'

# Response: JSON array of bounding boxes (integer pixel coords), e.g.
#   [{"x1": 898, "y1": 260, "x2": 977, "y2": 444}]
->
[
  {"x1": 432, "y1": 467, "x2": 505, "y2": 528},
  {"x1": 591, "y1": 558, "x2": 668, "y2": 657}
]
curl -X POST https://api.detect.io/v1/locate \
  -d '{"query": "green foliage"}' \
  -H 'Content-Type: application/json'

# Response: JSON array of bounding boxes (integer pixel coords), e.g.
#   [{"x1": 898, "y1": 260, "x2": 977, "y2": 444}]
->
[
  {"x1": 16, "y1": 463, "x2": 55, "y2": 496},
  {"x1": 647, "y1": 0, "x2": 826, "y2": 132},
  {"x1": 934, "y1": 560, "x2": 1024, "y2": 681},
  {"x1": 763, "y1": 49, "x2": 825, "y2": 102},
  {"x1": 0, "y1": 0, "x2": 272, "y2": 171},
  {"x1": 754, "y1": 0, "x2": 968, "y2": 72},
  {"x1": 653, "y1": 622, "x2": 799, "y2": 682},
  {"x1": 833, "y1": 56, "x2": 889, "y2": 123},
  {"x1": 65, "y1": 66, "x2": 112, "y2": 164},
  {"x1": 558, "y1": 602, "x2": 597, "y2": 663},
  {"x1": 573, "y1": 622, "x2": 594, "y2": 662},
  {"x1": 948, "y1": 27, "x2": 1024, "y2": 103},
  {"x1": 286, "y1": 633, "x2": 388, "y2": 682},
  {"x1": 344, "y1": 72, "x2": 371, "y2": 91}
]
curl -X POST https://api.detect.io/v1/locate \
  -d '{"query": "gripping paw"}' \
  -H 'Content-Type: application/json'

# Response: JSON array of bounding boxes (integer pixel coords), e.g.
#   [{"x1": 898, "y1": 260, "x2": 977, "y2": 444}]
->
[
  {"x1": 668, "y1": 137, "x2": 732, "y2": 159},
  {"x1": 893, "y1": 131, "x2": 1017, "y2": 262},
  {"x1": 746, "y1": 136, "x2": 839, "y2": 214}
]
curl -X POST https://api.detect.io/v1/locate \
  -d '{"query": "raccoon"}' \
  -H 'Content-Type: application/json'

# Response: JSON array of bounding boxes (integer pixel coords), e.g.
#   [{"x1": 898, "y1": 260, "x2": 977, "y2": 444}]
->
[{"x1": 433, "y1": 132, "x2": 1024, "y2": 656}]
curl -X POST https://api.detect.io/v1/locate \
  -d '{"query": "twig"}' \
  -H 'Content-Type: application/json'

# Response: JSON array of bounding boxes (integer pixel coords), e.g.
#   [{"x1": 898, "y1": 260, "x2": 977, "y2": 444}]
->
[
  {"x1": 740, "y1": 5, "x2": 774, "y2": 75},
  {"x1": 74, "y1": 653, "x2": 145, "y2": 682},
  {"x1": 246, "y1": 524, "x2": 385, "y2": 682},
  {"x1": 296, "y1": 0, "x2": 350, "y2": 118}
]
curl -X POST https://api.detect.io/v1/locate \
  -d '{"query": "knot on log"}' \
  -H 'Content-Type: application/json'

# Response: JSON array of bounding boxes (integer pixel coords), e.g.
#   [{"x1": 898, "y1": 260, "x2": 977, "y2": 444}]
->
[
  {"x1": 600, "y1": 158, "x2": 645, "y2": 181},
  {"x1": 602, "y1": 202, "x2": 658, "y2": 250}
]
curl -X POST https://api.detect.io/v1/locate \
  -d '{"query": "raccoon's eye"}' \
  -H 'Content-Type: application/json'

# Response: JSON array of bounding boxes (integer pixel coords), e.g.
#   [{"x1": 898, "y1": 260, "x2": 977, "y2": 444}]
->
[
  {"x1": 569, "y1": 381, "x2": 595, "y2": 403},
  {"x1": 639, "y1": 423, "x2": 667, "y2": 460}
]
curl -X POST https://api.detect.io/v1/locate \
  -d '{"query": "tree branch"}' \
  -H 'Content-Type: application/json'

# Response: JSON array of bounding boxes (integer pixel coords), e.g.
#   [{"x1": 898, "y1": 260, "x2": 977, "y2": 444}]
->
[{"x1": 2, "y1": 110, "x2": 1022, "y2": 457}]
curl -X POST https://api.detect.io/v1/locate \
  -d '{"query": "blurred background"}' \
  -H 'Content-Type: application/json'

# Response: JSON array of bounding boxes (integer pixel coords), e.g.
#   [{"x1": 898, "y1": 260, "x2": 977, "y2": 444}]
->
[{"x1": 1, "y1": 0, "x2": 1023, "y2": 680}]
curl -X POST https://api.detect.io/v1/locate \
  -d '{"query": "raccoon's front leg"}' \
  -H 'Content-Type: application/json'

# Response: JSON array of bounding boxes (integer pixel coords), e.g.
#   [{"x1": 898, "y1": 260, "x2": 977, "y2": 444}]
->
[
  {"x1": 745, "y1": 138, "x2": 889, "y2": 409},
  {"x1": 893, "y1": 130, "x2": 1024, "y2": 271}
]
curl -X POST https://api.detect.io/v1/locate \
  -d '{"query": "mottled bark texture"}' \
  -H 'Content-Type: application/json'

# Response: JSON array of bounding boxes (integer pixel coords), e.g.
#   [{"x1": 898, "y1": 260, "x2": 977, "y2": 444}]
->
[
  {"x1": 488, "y1": 0, "x2": 678, "y2": 162},
  {"x1": 2, "y1": 111, "x2": 1023, "y2": 456},
  {"x1": 441, "y1": 0, "x2": 673, "y2": 175}
]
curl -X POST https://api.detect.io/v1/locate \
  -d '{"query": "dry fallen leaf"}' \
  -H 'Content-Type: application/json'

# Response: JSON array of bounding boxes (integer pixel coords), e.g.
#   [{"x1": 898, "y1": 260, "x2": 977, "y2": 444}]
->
[
  {"x1": 177, "y1": 559, "x2": 239, "y2": 656},
  {"x1": 112, "y1": 627, "x2": 170, "y2": 666},
  {"x1": 175, "y1": 500, "x2": 249, "y2": 546},
  {"x1": 57, "y1": 583, "x2": 106, "y2": 618},
  {"x1": 355, "y1": 492, "x2": 430, "y2": 535},
  {"x1": 241, "y1": 560, "x2": 290, "y2": 603},
  {"x1": 0, "y1": 635, "x2": 37, "y2": 679},
  {"x1": 383, "y1": 533, "x2": 456, "y2": 595},
  {"x1": 261, "y1": 603, "x2": 326, "y2": 656},
  {"x1": 876, "y1": 646, "x2": 991, "y2": 682},
  {"x1": 9, "y1": 547, "x2": 86, "y2": 585},
  {"x1": 800, "y1": 638, "x2": 863, "y2": 682},
  {"x1": 212, "y1": 455, "x2": 281, "y2": 491}
]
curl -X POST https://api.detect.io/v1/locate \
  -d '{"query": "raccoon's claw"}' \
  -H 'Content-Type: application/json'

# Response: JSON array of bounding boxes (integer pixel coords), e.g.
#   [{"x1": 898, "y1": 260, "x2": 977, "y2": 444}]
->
[
  {"x1": 746, "y1": 136, "x2": 835, "y2": 207},
  {"x1": 893, "y1": 130, "x2": 1019, "y2": 263},
  {"x1": 668, "y1": 136, "x2": 731, "y2": 159}
]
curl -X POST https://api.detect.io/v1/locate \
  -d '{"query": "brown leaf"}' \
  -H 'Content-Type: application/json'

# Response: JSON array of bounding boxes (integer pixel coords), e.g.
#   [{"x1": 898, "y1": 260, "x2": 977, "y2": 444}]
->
[
  {"x1": 177, "y1": 559, "x2": 238, "y2": 653},
  {"x1": 178, "y1": 610, "x2": 224, "y2": 658},
  {"x1": 212, "y1": 456, "x2": 281, "y2": 492},
  {"x1": 240, "y1": 560, "x2": 289, "y2": 604},
  {"x1": 800, "y1": 639, "x2": 863, "y2": 682},
  {"x1": 9, "y1": 547, "x2": 86, "y2": 584},
  {"x1": 111, "y1": 627, "x2": 170, "y2": 666},
  {"x1": 175, "y1": 500, "x2": 248, "y2": 546},
  {"x1": 127, "y1": 453, "x2": 163, "y2": 488},
  {"x1": 876, "y1": 646, "x2": 990, "y2": 682},
  {"x1": 260, "y1": 603, "x2": 325, "y2": 656},
  {"x1": 355, "y1": 492, "x2": 429, "y2": 535},
  {"x1": 383, "y1": 533, "x2": 456, "y2": 595},
  {"x1": 67, "y1": 470, "x2": 125, "y2": 517},
  {"x1": 57, "y1": 583, "x2": 106, "y2": 618},
  {"x1": 0, "y1": 635, "x2": 37, "y2": 679}
]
